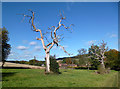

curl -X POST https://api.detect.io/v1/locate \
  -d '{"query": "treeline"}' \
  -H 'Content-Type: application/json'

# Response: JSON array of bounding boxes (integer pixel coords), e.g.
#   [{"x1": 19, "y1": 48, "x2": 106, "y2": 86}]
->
[
  {"x1": 11, "y1": 59, "x2": 45, "y2": 66},
  {"x1": 61, "y1": 49, "x2": 120, "y2": 71}
]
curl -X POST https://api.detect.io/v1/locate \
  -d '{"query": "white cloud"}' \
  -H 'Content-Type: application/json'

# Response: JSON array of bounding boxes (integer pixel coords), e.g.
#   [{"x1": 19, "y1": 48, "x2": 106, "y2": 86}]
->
[
  {"x1": 34, "y1": 46, "x2": 41, "y2": 51},
  {"x1": 29, "y1": 41, "x2": 37, "y2": 46},
  {"x1": 8, "y1": 50, "x2": 33, "y2": 60},
  {"x1": 16, "y1": 46, "x2": 28, "y2": 50},
  {"x1": 8, "y1": 51, "x2": 19, "y2": 59},
  {"x1": 110, "y1": 34, "x2": 117, "y2": 38}
]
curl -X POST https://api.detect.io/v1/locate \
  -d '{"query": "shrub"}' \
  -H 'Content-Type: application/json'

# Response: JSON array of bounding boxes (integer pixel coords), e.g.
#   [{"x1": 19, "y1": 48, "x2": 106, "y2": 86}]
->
[
  {"x1": 75, "y1": 66, "x2": 88, "y2": 69},
  {"x1": 50, "y1": 55, "x2": 60, "y2": 74},
  {"x1": 97, "y1": 64, "x2": 110, "y2": 74}
]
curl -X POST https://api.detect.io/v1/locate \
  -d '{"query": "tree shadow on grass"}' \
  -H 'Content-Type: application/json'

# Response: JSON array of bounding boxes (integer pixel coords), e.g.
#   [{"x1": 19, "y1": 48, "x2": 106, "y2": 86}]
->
[
  {"x1": 1, "y1": 67, "x2": 30, "y2": 81},
  {"x1": 2, "y1": 67, "x2": 30, "y2": 69},
  {"x1": 2, "y1": 72, "x2": 17, "y2": 81},
  {"x1": 1, "y1": 66, "x2": 30, "y2": 81}
]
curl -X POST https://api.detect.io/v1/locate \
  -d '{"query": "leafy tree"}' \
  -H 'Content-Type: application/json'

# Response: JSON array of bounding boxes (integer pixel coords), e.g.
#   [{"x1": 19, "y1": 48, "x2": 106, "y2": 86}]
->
[
  {"x1": 50, "y1": 55, "x2": 60, "y2": 74},
  {"x1": 88, "y1": 41, "x2": 108, "y2": 70},
  {"x1": 66, "y1": 57, "x2": 72, "y2": 64},
  {"x1": 19, "y1": 60, "x2": 27, "y2": 64},
  {"x1": 78, "y1": 48, "x2": 89, "y2": 67},
  {"x1": 78, "y1": 56, "x2": 86, "y2": 66},
  {"x1": 105, "y1": 49, "x2": 120, "y2": 71},
  {"x1": 38, "y1": 61, "x2": 45, "y2": 66},
  {"x1": 29, "y1": 57, "x2": 39, "y2": 65},
  {"x1": 0, "y1": 27, "x2": 11, "y2": 67},
  {"x1": 61, "y1": 58, "x2": 67, "y2": 63},
  {"x1": 73, "y1": 58, "x2": 79, "y2": 66},
  {"x1": 88, "y1": 45, "x2": 100, "y2": 69}
]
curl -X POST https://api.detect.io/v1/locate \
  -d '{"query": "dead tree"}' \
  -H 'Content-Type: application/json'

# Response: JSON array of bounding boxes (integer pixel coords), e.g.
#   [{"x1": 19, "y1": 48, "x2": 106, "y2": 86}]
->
[
  {"x1": 20, "y1": 10, "x2": 73, "y2": 73},
  {"x1": 89, "y1": 40, "x2": 108, "y2": 69}
]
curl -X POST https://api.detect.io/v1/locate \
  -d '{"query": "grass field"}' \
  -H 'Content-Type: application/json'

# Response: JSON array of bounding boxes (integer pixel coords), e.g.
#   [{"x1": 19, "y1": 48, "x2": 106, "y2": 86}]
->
[{"x1": 1, "y1": 69, "x2": 118, "y2": 87}]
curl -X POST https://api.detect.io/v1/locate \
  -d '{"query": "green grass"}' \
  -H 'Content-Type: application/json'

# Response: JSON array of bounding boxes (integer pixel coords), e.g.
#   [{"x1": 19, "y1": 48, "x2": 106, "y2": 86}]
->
[{"x1": 1, "y1": 69, "x2": 118, "y2": 87}]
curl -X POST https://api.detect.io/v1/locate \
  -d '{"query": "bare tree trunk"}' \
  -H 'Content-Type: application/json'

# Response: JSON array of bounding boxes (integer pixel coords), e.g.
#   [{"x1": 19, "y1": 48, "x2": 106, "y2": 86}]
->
[
  {"x1": 88, "y1": 67, "x2": 89, "y2": 70},
  {"x1": 88, "y1": 65, "x2": 89, "y2": 70},
  {"x1": 45, "y1": 52, "x2": 50, "y2": 73},
  {"x1": 101, "y1": 59, "x2": 105, "y2": 69}
]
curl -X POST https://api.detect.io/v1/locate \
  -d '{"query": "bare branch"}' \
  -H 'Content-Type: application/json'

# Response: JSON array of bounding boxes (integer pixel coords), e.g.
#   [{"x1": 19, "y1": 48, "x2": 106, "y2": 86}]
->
[
  {"x1": 89, "y1": 40, "x2": 108, "y2": 69},
  {"x1": 48, "y1": 26, "x2": 55, "y2": 30},
  {"x1": 90, "y1": 45, "x2": 101, "y2": 59},
  {"x1": 58, "y1": 37, "x2": 64, "y2": 42},
  {"x1": 48, "y1": 26, "x2": 55, "y2": 39},
  {"x1": 59, "y1": 45, "x2": 72, "y2": 56},
  {"x1": 20, "y1": 10, "x2": 73, "y2": 73},
  {"x1": 46, "y1": 43, "x2": 52, "y2": 47},
  {"x1": 36, "y1": 37, "x2": 41, "y2": 40},
  {"x1": 47, "y1": 42, "x2": 55, "y2": 51},
  {"x1": 44, "y1": 36, "x2": 50, "y2": 43}
]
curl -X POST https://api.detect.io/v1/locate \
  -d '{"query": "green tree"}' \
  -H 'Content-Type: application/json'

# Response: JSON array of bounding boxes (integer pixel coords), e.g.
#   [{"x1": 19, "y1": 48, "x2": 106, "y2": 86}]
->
[
  {"x1": 88, "y1": 41, "x2": 109, "y2": 74},
  {"x1": 77, "y1": 48, "x2": 87, "y2": 66},
  {"x1": 105, "y1": 49, "x2": 120, "y2": 70},
  {"x1": 50, "y1": 55, "x2": 60, "y2": 74},
  {"x1": 0, "y1": 27, "x2": 11, "y2": 67},
  {"x1": 88, "y1": 45, "x2": 100, "y2": 69},
  {"x1": 29, "y1": 59, "x2": 39, "y2": 65}
]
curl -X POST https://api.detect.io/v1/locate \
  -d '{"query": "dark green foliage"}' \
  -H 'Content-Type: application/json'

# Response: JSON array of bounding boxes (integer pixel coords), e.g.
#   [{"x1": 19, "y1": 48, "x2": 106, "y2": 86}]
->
[
  {"x1": 62, "y1": 58, "x2": 67, "y2": 63},
  {"x1": 77, "y1": 48, "x2": 89, "y2": 67},
  {"x1": 88, "y1": 45, "x2": 100, "y2": 69},
  {"x1": 15, "y1": 60, "x2": 45, "y2": 66},
  {"x1": 75, "y1": 66, "x2": 88, "y2": 69},
  {"x1": 77, "y1": 54, "x2": 90, "y2": 67},
  {"x1": 1, "y1": 27, "x2": 11, "y2": 67},
  {"x1": 89, "y1": 58, "x2": 100, "y2": 70},
  {"x1": 50, "y1": 55, "x2": 60, "y2": 74},
  {"x1": 28, "y1": 56, "x2": 45, "y2": 66},
  {"x1": 29, "y1": 59, "x2": 44, "y2": 66},
  {"x1": 29, "y1": 59, "x2": 37, "y2": 65},
  {"x1": 105, "y1": 49, "x2": 120, "y2": 71},
  {"x1": 19, "y1": 60, "x2": 27, "y2": 64},
  {"x1": 78, "y1": 55, "x2": 85, "y2": 66}
]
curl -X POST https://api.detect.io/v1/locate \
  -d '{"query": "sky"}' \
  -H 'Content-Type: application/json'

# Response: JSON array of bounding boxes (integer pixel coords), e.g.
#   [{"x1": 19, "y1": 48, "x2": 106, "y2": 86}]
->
[{"x1": 2, "y1": 2, "x2": 118, "y2": 61}]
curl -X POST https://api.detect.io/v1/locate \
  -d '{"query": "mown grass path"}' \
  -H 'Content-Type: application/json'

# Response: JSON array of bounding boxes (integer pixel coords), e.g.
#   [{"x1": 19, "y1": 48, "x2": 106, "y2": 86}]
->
[{"x1": 1, "y1": 69, "x2": 118, "y2": 87}]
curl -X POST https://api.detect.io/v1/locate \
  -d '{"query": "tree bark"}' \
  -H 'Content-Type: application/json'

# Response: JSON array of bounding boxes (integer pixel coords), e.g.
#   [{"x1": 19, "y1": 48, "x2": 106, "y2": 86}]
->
[
  {"x1": 45, "y1": 52, "x2": 50, "y2": 73},
  {"x1": 101, "y1": 59, "x2": 105, "y2": 69}
]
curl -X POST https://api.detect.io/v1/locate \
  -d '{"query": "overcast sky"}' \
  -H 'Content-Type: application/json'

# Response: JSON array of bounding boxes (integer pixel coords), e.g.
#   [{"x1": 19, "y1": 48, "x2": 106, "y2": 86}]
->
[{"x1": 2, "y1": 2, "x2": 118, "y2": 61}]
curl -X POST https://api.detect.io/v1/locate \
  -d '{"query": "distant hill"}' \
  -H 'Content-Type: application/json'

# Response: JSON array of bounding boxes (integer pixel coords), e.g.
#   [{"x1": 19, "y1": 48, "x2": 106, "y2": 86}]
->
[{"x1": 56, "y1": 56, "x2": 77, "y2": 60}]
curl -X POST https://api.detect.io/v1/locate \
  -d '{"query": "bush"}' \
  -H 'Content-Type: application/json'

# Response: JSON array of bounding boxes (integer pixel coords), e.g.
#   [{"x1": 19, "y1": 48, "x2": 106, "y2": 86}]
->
[
  {"x1": 75, "y1": 66, "x2": 88, "y2": 69},
  {"x1": 97, "y1": 64, "x2": 110, "y2": 74},
  {"x1": 50, "y1": 55, "x2": 60, "y2": 74}
]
